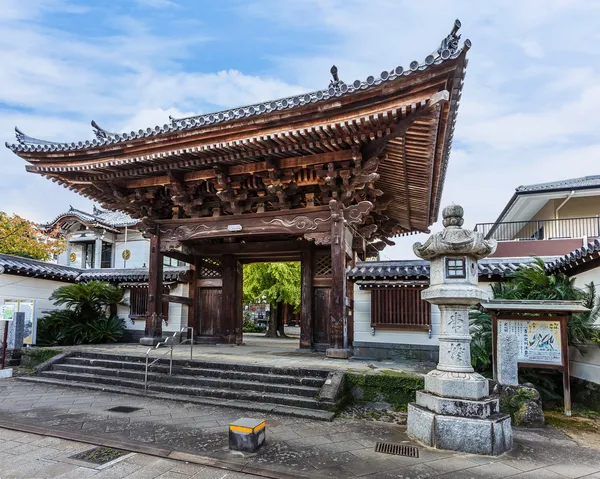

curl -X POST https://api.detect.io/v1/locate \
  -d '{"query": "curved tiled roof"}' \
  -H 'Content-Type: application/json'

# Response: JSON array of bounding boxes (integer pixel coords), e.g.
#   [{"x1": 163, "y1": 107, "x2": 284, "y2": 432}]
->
[
  {"x1": 547, "y1": 239, "x2": 600, "y2": 273},
  {"x1": 0, "y1": 254, "x2": 82, "y2": 281},
  {"x1": 43, "y1": 206, "x2": 138, "y2": 230},
  {"x1": 347, "y1": 257, "x2": 555, "y2": 282},
  {"x1": 0, "y1": 253, "x2": 187, "y2": 283},
  {"x1": 6, "y1": 20, "x2": 470, "y2": 155},
  {"x1": 78, "y1": 267, "x2": 187, "y2": 283},
  {"x1": 516, "y1": 175, "x2": 600, "y2": 193}
]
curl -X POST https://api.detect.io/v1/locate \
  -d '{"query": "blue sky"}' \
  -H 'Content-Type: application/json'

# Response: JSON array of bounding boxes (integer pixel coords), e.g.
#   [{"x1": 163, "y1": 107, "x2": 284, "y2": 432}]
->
[{"x1": 2, "y1": 0, "x2": 600, "y2": 258}]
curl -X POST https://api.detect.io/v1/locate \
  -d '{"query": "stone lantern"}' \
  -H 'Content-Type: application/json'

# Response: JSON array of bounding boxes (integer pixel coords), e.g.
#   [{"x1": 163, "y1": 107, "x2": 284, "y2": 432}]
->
[{"x1": 406, "y1": 205, "x2": 512, "y2": 455}]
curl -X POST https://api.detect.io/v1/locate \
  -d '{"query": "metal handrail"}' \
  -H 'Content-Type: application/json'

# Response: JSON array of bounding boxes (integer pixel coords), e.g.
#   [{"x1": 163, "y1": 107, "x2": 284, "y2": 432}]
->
[
  {"x1": 144, "y1": 326, "x2": 194, "y2": 391},
  {"x1": 474, "y1": 216, "x2": 600, "y2": 241}
]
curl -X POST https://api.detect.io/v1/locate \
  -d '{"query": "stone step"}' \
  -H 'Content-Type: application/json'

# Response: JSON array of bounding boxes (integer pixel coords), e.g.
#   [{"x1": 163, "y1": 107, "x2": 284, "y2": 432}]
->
[
  {"x1": 71, "y1": 351, "x2": 331, "y2": 379},
  {"x1": 17, "y1": 376, "x2": 336, "y2": 421},
  {"x1": 51, "y1": 363, "x2": 321, "y2": 398},
  {"x1": 62, "y1": 357, "x2": 325, "y2": 388},
  {"x1": 40, "y1": 370, "x2": 335, "y2": 411}
]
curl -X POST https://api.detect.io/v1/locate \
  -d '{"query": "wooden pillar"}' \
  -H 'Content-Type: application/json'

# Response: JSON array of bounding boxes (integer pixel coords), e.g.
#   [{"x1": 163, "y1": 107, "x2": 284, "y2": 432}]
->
[
  {"x1": 328, "y1": 200, "x2": 349, "y2": 357},
  {"x1": 300, "y1": 246, "x2": 314, "y2": 349},
  {"x1": 221, "y1": 254, "x2": 238, "y2": 344},
  {"x1": 141, "y1": 231, "x2": 164, "y2": 345},
  {"x1": 187, "y1": 257, "x2": 198, "y2": 338}
]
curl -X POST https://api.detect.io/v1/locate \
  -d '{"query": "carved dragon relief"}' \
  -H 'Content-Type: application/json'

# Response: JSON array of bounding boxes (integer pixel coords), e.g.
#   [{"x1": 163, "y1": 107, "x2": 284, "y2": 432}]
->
[{"x1": 263, "y1": 215, "x2": 331, "y2": 231}]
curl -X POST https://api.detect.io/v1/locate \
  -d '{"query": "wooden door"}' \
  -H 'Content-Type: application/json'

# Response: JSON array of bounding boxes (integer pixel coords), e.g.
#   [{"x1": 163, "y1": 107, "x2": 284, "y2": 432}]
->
[
  {"x1": 313, "y1": 287, "x2": 331, "y2": 349},
  {"x1": 198, "y1": 287, "x2": 222, "y2": 337}
]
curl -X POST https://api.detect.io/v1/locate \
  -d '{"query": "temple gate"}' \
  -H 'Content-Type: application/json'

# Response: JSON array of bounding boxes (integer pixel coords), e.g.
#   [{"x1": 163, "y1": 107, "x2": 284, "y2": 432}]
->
[{"x1": 7, "y1": 21, "x2": 470, "y2": 357}]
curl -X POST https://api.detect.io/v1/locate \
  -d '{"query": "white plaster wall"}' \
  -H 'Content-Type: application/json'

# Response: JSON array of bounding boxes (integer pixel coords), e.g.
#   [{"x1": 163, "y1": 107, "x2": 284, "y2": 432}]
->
[
  {"x1": 120, "y1": 283, "x2": 190, "y2": 337},
  {"x1": 0, "y1": 274, "x2": 70, "y2": 344},
  {"x1": 353, "y1": 286, "x2": 440, "y2": 346},
  {"x1": 114, "y1": 231, "x2": 150, "y2": 269},
  {"x1": 570, "y1": 345, "x2": 600, "y2": 385},
  {"x1": 571, "y1": 268, "x2": 600, "y2": 291}
]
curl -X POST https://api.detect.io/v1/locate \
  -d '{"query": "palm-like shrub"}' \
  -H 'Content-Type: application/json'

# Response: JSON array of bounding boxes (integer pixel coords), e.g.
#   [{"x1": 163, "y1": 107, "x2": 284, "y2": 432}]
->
[{"x1": 38, "y1": 282, "x2": 126, "y2": 346}]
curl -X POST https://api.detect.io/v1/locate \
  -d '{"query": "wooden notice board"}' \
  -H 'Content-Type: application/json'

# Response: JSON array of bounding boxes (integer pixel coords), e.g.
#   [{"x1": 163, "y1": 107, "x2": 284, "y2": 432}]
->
[{"x1": 491, "y1": 313, "x2": 571, "y2": 416}]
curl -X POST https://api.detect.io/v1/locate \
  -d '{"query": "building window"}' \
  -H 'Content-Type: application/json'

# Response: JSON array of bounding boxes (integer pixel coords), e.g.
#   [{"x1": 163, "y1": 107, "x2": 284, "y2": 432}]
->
[
  {"x1": 101, "y1": 242, "x2": 113, "y2": 269},
  {"x1": 129, "y1": 286, "x2": 148, "y2": 319},
  {"x1": 163, "y1": 256, "x2": 180, "y2": 267},
  {"x1": 370, "y1": 287, "x2": 430, "y2": 330},
  {"x1": 445, "y1": 257, "x2": 466, "y2": 278},
  {"x1": 128, "y1": 286, "x2": 170, "y2": 321},
  {"x1": 83, "y1": 243, "x2": 95, "y2": 269}
]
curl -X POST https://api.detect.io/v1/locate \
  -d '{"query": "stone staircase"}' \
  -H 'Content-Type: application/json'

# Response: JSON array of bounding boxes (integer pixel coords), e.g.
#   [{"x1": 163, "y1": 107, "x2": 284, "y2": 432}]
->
[{"x1": 19, "y1": 351, "x2": 339, "y2": 421}]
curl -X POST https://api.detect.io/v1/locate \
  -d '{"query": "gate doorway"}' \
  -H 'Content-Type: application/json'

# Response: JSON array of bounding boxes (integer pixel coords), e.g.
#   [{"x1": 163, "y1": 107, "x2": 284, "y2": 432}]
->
[
  {"x1": 241, "y1": 261, "x2": 301, "y2": 350},
  {"x1": 190, "y1": 240, "x2": 340, "y2": 351}
]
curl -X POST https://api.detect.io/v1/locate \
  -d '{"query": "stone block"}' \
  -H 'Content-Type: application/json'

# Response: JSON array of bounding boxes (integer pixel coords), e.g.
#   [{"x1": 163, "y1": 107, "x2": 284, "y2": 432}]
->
[
  {"x1": 229, "y1": 418, "x2": 266, "y2": 452},
  {"x1": 319, "y1": 371, "x2": 345, "y2": 402},
  {"x1": 406, "y1": 404, "x2": 435, "y2": 446},
  {"x1": 434, "y1": 413, "x2": 512, "y2": 455},
  {"x1": 416, "y1": 391, "x2": 499, "y2": 418},
  {"x1": 425, "y1": 370, "x2": 489, "y2": 400},
  {"x1": 0, "y1": 368, "x2": 13, "y2": 379},
  {"x1": 326, "y1": 348, "x2": 352, "y2": 359},
  {"x1": 497, "y1": 332, "x2": 519, "y2": 386},
  {"x1": 140, "y1": 337, "x2": 162, "y2": 346}
]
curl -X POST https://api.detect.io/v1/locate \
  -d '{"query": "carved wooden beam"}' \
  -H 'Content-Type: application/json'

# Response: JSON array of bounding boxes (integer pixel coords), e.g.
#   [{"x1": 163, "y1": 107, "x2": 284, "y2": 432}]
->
[
  {"x1": 158, "y1": 207, "x2": 332, "y2": 246},
  {"x1": 125, "y1": 150, "x2": 357, "y2": 189}
]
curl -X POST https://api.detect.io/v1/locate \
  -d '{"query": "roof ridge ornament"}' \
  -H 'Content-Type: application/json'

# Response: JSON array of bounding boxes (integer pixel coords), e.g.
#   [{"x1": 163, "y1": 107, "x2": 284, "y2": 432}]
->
[
  {"x1": 329, "y1": 65, "x2": 346, "y2": 93},
  {"x1": 6, "y1": 21, "x2": 469, "y2": 154},
  {"x1": 14, "y1": 127, "x2": 59, "y2": 146},
  {"x1": 91, "y1": 120, "x2": 117, "y2": 140},
  {"x1": 428, "y1": 19, "x2": 463, "y2": 63}
]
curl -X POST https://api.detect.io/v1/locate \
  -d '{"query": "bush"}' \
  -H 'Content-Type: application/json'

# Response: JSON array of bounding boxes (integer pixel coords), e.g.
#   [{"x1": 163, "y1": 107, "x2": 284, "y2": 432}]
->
[
  {"x1": 37, "y1": 281, "x2": 127, "y2": 346},
  {"x1": 37, "y1": 311, "x2": 125, "y2": 346},
  {"x1": 243, "y1": 310, "x2": 266, "y2": 333}
]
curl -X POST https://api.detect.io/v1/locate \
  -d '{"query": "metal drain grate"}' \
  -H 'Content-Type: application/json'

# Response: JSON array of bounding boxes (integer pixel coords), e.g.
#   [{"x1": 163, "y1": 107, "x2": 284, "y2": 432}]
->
[
  {"x1": 375, "y1": 442, "x2": 419, "y2": 457},
  {"x1": 107, "y1": 406, "x2": 143, "y2": 413},
  {"x1": 70, "y1": 446, "x2": 128, "y2": 464}
]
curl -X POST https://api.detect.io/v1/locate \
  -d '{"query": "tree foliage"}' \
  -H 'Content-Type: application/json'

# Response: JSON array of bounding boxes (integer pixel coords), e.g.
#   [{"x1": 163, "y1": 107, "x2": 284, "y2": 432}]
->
[
  {"x1": 243, "y1": 262, "x2": 301, "y2": 311},
  {"x1": 37, "y1": 281, "x2": 126, "y2": 346},
  {"x1": 0, "y1": 211, "x2": 65, "y2": 261},
  {"x1": 243, "y1": 262, "x2": 301, "y2": 338}
]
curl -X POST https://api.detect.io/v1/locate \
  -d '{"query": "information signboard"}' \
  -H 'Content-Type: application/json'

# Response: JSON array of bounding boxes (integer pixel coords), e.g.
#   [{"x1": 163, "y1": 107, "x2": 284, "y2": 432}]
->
[{"x1": 497, "y1": 319, "x2": 562, "y2": 365}]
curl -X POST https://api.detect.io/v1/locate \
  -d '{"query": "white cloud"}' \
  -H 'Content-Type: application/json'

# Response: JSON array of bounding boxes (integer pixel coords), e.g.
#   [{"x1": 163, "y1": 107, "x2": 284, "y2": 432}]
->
[{"x1": 3, "y1": 0, "x2": 600, "y2": 262}]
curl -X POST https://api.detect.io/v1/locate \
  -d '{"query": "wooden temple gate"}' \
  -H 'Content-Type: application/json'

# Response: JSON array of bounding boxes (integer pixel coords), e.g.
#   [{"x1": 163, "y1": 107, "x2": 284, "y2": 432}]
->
[{"x1": 7, "y1": 20, "x2": 470, "y2": 356}]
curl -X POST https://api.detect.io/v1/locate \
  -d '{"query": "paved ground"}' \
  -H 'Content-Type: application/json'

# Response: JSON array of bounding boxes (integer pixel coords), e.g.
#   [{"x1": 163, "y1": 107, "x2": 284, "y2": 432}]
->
[
  {"x1": 48, "y1": 335, "x2": 433, "y2": 375},
  {"x1": 0, "y1": 429, "x2": 256, "y2": 479},
  {"x1": 0, "y1": 427, "x2": 253, "y2": 478},
  {"x1": 1, "y1": 379, "x2": 600, "y2": 478}
]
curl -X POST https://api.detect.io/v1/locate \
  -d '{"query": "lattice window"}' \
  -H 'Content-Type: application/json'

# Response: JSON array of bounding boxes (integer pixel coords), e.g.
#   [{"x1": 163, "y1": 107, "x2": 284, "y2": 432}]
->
[
  {"x1": 199, "y1": 258, "x2": 222, "y2": 279},
  {"x1": 371, "y1": 287, "x2": 431, "y2": 330},
  {"x1": 315, "y1": 254, "x2": 332, "y2": 277},
  {"x1": 129, "y1": 286, "x2": 148, "y2": 319}
]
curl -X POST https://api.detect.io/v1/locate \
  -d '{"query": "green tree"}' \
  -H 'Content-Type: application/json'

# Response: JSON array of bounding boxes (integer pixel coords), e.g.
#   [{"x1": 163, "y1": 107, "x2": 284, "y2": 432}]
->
[
  {"x1": 0, "y1": 211, "x2": 65, "y2": 261},
  {"x1": 243, "y1": 262, "x2": 301, "y2": 338},
  {"x1": 37, "y1": 281, "x2": 126, "y2": 346},
  {"x1": 470, "y1": 257, "x2": 600, "y2": 401}
]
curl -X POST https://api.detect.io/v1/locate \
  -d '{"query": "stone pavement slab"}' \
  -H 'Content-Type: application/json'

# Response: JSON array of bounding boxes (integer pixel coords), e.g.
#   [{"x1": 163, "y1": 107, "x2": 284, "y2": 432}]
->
[
  {"x1": 0, "y1": 428, "x2": 253, "y2": 479},
  {"x1": 1, "y1": 379, "x2": 600, "y2": 478}
]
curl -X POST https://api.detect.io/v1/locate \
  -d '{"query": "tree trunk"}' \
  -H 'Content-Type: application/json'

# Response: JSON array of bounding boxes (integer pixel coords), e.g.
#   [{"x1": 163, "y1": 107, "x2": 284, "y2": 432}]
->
[
  {"x1": 277, "y1": 302, "x2": 288, "y2": 338},
  {"x1": 264, "y1": 302, "x2": 288, "y2": 338},
  {"x1": 265, "y1": 303, "x2": 278, "y2": 338}
]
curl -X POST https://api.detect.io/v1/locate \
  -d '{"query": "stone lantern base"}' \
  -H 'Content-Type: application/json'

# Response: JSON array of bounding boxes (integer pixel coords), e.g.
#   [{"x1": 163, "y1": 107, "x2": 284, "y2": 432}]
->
[{"x1": 407, "y1": 374, "x2": 513, "y2": 456}]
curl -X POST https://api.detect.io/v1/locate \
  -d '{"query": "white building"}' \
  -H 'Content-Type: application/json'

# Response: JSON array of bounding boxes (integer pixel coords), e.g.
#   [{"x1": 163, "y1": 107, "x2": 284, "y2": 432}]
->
[{"x1": 0, "y1": 207, "x2": 190, "y2": 344}]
